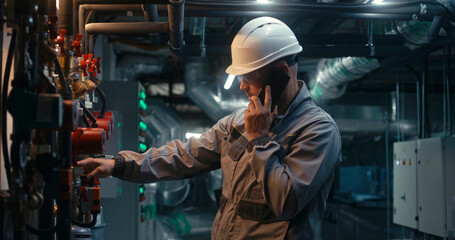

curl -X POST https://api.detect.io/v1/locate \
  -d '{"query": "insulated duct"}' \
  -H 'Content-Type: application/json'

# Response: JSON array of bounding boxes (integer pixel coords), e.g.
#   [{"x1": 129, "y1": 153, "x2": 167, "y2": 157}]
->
[
  {"x1": 310, "y1": 57, "x2": 380, "y2": 102},
  {"x1": 309, "y1": 15, "x2": 450, "y2": 102}
]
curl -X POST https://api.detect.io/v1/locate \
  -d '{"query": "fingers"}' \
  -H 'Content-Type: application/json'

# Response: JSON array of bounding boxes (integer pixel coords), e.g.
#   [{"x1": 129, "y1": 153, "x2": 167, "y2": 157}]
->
[
  {"x1": 77, "y1": 158, "x2": 99, "y2": 175},
  {"x1": 271, "y1": 105, "x2": 278, "y2": 119},
  {"x1": 88, "y1": 167, "x2": 101, "y2": 178},
  {"x1": 263, "y1": 85, "x2": 272, "y2": 111},
  {"x1": 249, "y1": 95, "x2": 263, "y2": 114}
]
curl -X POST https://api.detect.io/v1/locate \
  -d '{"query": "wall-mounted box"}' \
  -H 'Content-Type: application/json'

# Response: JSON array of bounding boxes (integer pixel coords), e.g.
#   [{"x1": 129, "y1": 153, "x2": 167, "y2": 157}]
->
[
  {"x1": 393, "y1": 140, "x2": 418, "y2": 230},
  {"x1": 417, "y1": 137, "x2": 455, "y2": 238}
]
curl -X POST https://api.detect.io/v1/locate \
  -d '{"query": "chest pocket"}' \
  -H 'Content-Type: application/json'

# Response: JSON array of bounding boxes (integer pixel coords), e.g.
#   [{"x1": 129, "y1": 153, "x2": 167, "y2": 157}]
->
[
  {"x1": 235, "y1": 132, "x2": 302, "y2": 223},
  {"x1": 225, "y1": 125, "x2": 248, "y2": 162}
]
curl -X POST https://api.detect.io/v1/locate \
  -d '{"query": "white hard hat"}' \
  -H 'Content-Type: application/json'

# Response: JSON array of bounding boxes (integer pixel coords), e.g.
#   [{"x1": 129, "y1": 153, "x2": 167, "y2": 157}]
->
[{"x1": 226, "y1": 17, "x2": 302, "y2": 76}]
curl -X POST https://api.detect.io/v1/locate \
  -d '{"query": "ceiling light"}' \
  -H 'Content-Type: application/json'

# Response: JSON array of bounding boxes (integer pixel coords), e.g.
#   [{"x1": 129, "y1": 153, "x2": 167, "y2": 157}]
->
[
  {"x1": 224, "y1": 74, "x2": 236, "y2": 90},
  {"x1": 257, "y1": 0, "x2": 269, "y2": 3},
  {"x1": 372, "y1": 0, "x2": 384, "y2": 5}
]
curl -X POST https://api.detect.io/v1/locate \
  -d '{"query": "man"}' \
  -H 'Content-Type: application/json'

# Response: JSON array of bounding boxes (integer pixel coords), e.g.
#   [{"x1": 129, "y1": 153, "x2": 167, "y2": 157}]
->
[{"x1": 79, "y1": 16, "x2": 342, "y2": 240}]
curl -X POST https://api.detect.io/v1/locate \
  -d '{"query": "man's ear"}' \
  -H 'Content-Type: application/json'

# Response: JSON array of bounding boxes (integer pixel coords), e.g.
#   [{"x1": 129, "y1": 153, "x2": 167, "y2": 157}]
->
[{"x1": 276, "y1": 61, "x2": 290, "y2": 75}]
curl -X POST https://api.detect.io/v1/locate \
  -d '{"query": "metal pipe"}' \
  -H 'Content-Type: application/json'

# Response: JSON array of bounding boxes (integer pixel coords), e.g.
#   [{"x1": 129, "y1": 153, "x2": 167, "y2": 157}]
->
[
  {"x1": 75, "y1": 0, "x2": 445, "y2": 19},
  {"x1": 396, "y1": 80, "x2": 400, "y2": 141},
  {"x1": 143, "y1": 4, "x2": 159, "y2": 22},
  {"x1": 73, "y1": 0, "x2": 78, "y2": 38},
  {"x1": 79, "y1": 4, "x2": 144, "y2": 52},
  {"x1": 427, "y1": 15, "x2": 444, "y2": 42},
  {"x1": 183, "y1": 0, "x2": 444, "y2": 15},
  {"x1": 443, "y1": 46, "x2": 447, "y2": 136},
  {"x1": 447, "y1": 46, "x2": 452, "y2": 136},
  {"x1": 48, "y1": 0, "x2": 57, "y2": 15},
  {"x1": 185, "y1": 0, "x2": 444, "y2": 13},
  {"x1": 180, "y1": 45, "x2": 411, "y2": 57},
  {"x1": 422, "y1": 57, "x2": 429, "y2": 138},
  {"x1": 142, "y1": 4, "x2": 161, "y2": 44},
  {"x1": 183, "y1": 10, "x2": 417, "y2": 19},
  {"x1": 76, "y1": 0, "x2": 170, "y2": 4},
  {"x1": 442, "y1": 19, "x2": 455, "y2": 39},
  {"x1": 58, "y1": 0, "x2": 72, "y2": 35},
  {"x1": 168, "y1": 0, "x2": 184, "y2": 54},
  {"x1": 86, "y1": 22, "x2": 169, "y2": 34},
  {"x1": 89, "y1": 34, "x2": 94, "y2": 54},
  {"x1": 384, "y1": 99, "x2": 390, "y2": 240}
]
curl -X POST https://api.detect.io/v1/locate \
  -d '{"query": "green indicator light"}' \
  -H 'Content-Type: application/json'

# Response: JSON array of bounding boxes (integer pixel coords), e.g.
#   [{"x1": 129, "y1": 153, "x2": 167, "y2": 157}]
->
[
  {"x1": 117, "y1": 187, "x2": 123, "y2": 194},
  {"x1": 140, "y1": 92, "x2": 146, "y2": 100},
  {"x1": 117, "y1": 122, "x2": 121, "y2": 127},
  {"x1": 139, "y1": 143, "x2": 147, "y2": 151},
  {"x1": 139, "y1": 121, "x2": 147, "y2": 130},
  {"x1": 139, "y1": 99, "x2": 147, "y2": 110}
]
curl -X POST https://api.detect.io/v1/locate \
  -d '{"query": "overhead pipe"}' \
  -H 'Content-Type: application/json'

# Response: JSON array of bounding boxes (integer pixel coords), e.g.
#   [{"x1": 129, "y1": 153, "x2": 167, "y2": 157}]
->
[
  {"x1": 143, "y1": 4, "x2": 159, "y2": 22},
  {"x1": 442, "y1": 19, "x2": 455, "y2": 39},
  {"x1": 179, "y1": 45, "x2": 411, "y2": 57},
  {"x1": 421, "y1": 57, "x2": 429, "y2": 138},
  {"x1": 58, "y1": 0, "x2": 73, "y2": 35},
  {"x1": 168, "y1": 0, "x2": 184, "y2": 54},
  {"x1": 142, "y1": 4, "x2": 162, "y2": 44},
  {"x1": 78, "y1": 0, "x2": 183, "y2": 54},
  {"x1": 86, "y1": 22, "x2": 170, "y2": 34},
  {"x1": 448, "y1": 46, "x2": 452, "y2": 136},
  {"x1": 182, "y1": 0, "x2": 444, "y2": 17},
  {"x1": 78, "y1": 4, "x2": 143, "y2": 50},
  {"x1": 75, "y1": 0, "x2": 169, "y2": 4},
  {"x1": 427, "y1": 15, "x2": 444, "y2": 42}
]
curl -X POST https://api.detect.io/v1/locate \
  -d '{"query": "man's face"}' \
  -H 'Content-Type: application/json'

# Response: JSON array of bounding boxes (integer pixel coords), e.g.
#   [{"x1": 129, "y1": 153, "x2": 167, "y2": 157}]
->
[{"x1": 238, "y1": 70, "x2": 266, "y2": 98}]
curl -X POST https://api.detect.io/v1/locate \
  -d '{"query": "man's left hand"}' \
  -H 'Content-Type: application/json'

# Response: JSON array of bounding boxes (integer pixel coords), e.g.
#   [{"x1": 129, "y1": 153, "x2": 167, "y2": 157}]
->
[{"x1": 245, "y1": 85, "x2": 278, "y2": 140}]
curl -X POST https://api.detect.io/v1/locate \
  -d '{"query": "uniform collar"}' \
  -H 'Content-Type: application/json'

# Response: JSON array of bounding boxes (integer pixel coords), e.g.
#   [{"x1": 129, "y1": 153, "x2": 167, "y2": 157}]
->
[{"x1": 270, "y1": 80, "x2": 312, "y2": 133}]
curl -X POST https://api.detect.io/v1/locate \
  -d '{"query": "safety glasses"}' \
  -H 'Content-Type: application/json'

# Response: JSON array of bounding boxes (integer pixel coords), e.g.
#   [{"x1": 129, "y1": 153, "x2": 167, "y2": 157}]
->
[{"x1": 236, "y1": 70, "x2": 261, "y2": 84}]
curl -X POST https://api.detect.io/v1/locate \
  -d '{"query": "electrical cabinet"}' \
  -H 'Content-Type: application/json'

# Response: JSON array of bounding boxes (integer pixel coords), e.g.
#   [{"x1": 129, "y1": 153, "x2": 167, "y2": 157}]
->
[
  {"x1": 393, "y1": 140, "x2": 418, "y2": 229},
  {"x1": 393, "y1": 137, "x2": 455, "y2": 238},
  {"x1": 97, "y1": 81, "x2": 152, "y2": 240},
  {"x1": 417, "y1": 137, "x2": 455, "y2": 238}
]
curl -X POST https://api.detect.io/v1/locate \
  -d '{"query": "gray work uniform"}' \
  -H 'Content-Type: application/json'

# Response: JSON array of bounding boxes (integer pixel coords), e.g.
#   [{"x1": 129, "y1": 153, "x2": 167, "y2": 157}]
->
[{"x1": 112, "y1": 81, "x2": 342, "y2": 240}]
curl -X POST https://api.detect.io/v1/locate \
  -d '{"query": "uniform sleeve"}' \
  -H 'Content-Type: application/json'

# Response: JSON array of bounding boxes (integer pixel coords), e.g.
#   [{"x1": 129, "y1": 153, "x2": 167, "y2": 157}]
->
[
  {"x1": 111, "y1": 114, "x2": 233, "y2": 183},
  {"x1": 246, "y1": 120, "x2": 342, "y2": 220}
]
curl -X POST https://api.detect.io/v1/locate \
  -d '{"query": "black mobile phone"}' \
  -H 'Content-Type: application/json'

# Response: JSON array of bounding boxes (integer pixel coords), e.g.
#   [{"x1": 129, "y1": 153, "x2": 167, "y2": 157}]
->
[{"x1": 257, "y1": 67, "x2": 290, "y2": 109}]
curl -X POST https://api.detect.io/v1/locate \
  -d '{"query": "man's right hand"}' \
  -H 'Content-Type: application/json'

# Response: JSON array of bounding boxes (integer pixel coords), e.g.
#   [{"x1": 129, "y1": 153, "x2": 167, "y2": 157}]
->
[{"x1": 77, "y1": 158, "x2": 115, "y2": 178}]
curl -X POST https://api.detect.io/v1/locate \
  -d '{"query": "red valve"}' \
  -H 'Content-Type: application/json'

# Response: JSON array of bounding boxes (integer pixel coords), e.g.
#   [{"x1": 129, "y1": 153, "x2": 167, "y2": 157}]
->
[
  {"x1": 71, "y1": 128, "x2": 106, "y2": 155},
  {"x1": 86, "y1": 54, "x2": 93, "y2": 67},
  {"x1": 56, "y1": 29, "x2": 67, "y2": 54},
  {"x1": 73, "y1": 34, "x2": 83, "y2": 57},
  {"x1": 96, "y1": 57, "x2": 102, "y2": 74},
  {"x1": 94, "y1": 179, "x2": 101, "y2": 187},
  {"x1": 89, "y1": 58, "x2": 98, "y2": 77},
  {"x1": 95, "y1": 118, "x2": 111, "y2": 140},
  {"x1": 92, "y1": 112, "x2": 114, "y2": 132},
  {"x1": 80, "y1": 54, "x2": 89, "y2": 76}
]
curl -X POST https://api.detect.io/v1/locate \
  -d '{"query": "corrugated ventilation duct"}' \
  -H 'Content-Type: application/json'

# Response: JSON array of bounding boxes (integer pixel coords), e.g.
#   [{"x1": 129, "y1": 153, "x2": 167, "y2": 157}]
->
[
  {"x1": 310, "y1": 57, "x2": 380, "y2": 102},
  {"x1": 310, "y1": 17, "x2": 441, "y2": 102}
]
